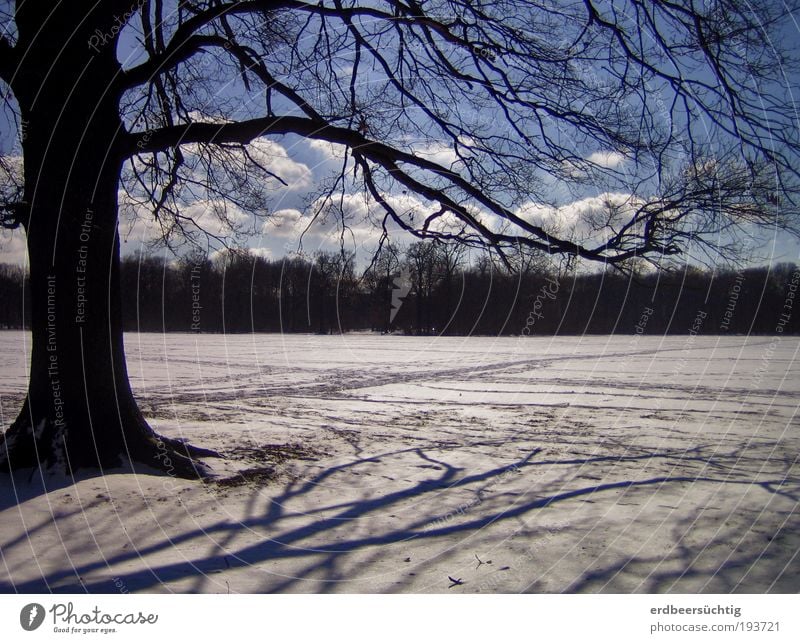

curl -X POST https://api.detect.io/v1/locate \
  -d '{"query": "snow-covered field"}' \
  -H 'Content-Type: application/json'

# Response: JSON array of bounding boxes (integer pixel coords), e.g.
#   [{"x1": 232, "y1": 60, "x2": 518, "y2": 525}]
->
[{"x1": 0, "y1": 330, "x2": 798, "y2": 593}]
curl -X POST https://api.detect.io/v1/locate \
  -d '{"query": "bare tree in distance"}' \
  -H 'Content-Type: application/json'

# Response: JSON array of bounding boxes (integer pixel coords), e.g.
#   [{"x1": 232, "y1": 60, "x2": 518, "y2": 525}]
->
[
  {"x1": 311, "y1": 250, "x2": 356, "y2": 333},
  {"x1": 404, "y1": 241, "x2": 442, "y2": 333},
  {"x1": 0, "y1": 0, "x2": 799, "y2": 477},
  {"x1": 432, "y1": 242, "x2": 465, "y2": 333},
  {"x1": 362, "y1": 241, "x2": 403, "y2": 332}
]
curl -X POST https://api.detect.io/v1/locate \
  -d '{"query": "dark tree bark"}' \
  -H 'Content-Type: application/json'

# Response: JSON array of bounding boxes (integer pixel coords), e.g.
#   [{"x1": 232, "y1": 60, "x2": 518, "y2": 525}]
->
[{"x1": 0, "y1": 1, "x2": 216, "y2": 478}]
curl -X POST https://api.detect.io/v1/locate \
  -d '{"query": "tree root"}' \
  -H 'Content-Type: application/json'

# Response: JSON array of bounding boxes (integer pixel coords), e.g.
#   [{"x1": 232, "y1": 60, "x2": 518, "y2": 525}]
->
[
  {"x1": 0, "y1": 418, "x2": 220, "y2": 481},
  {"x1": 133, "y1": 434, "x2": 219, "y2": 480}
]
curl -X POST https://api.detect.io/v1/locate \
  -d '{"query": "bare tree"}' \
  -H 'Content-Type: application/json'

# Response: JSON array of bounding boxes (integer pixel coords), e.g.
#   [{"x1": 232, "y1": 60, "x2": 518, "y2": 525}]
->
[
  {"x1": 1, "y1": 0, "x2": 799, "y2": 477},
  {"x1": 433, "y1": 242, "x2": 465, "y2": 332},
  {"x1": 362, "y1": 241, "x2": 402, "y2": 332},
  {"x1": 311, "y1": 250, "x2": 356, "y2": 333},
  {"x1": 404, "y1": 241, "x2": 440, "y2": 333}
]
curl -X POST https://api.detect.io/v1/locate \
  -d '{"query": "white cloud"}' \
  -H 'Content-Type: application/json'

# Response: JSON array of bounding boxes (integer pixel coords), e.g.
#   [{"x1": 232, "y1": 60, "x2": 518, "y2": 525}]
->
[
  {"x1": 119, "y1": 216, "x2": 163, "y2": 251},
  {"x1": 178, "y1": 135, "x2": 313, "y2": 191},
  {"x1": 305, "y1": 138, "x2": 348, "y2": 161},
  {"x1": 119, "y1": 194, "x2": 253, "y2": 251},
  {"x1": 563, "y1": 192, "x2": 642, "y2": 222},
  {"x1": 118, "y1": 191, "x2": 163, "y2": 247},
  {"x1": 518, "y1": 201, "x2": 563, "y2": 228},
  {"x1": 518, "y1": 192, "x2": 643, "y2": 242},
  {"x1": 262, "y1": 208, "x2": 305, "y2": 238},
  {"x1": 586, "y1": 151, "x2": 626, "y2": 169},
  {"x1": 249, "y1": 246, "x2": 274, "y2": 260},
  {"x1": 182, "y1": 199, "x2": 250, "y2": 237},
  {"x1": 243, "y1": 139, "x2": 313, "y2": 190},
  {"x1": 261, "y1": 192, "x2": 428, "y2": 254}
]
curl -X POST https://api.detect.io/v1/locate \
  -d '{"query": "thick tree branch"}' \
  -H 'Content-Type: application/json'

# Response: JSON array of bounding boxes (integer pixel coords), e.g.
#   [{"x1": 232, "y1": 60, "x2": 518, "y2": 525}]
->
[
  {"x1": 128, "y1": 115, "x2": 616, "y2": 261},
  {"x1": 117, "y1": 0, "x2": 799, "y2": 268},
  {"x1": 121, "y1": 34, "x2": 230, "y2": 89},
  {"x1": 142, "y1": 0, "x2": 293, "y2": 65},
  {"x1": 118, "y1": 0, "x2": 450, "y2": 93}
]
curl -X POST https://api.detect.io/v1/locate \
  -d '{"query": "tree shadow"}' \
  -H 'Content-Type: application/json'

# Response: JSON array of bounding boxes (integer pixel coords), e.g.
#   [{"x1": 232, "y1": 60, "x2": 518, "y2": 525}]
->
[
  {"x1": 0, "y1": 440, "x2": 798, "y2": 593},
  {"x1": 566, "y1": 510, "x2": 800, "y2": 593}
]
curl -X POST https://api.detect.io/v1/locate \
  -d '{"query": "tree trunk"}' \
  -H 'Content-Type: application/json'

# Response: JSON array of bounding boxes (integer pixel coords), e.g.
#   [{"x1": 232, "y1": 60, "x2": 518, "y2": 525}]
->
[{"x1": 0, "y1": 1, "x2": 216, "y2": 478}]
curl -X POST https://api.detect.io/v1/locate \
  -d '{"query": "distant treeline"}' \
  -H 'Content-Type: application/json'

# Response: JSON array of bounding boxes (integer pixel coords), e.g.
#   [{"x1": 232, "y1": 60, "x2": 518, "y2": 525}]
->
[{"x1": 1, "y1": 245, "x2": 799, "y2": 335}]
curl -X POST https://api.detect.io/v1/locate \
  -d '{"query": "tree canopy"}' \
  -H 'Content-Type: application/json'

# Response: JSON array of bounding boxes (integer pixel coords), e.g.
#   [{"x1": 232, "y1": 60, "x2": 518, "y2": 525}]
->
[{"x1": 3, "y1": 0, "x2": 799, "y2": 265}]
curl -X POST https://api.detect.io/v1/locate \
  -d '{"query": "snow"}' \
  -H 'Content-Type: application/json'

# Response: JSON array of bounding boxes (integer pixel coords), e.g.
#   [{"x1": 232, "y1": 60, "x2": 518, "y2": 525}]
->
[{"x1": 0, "y1": 331, "x2": 798, "y2": 593}]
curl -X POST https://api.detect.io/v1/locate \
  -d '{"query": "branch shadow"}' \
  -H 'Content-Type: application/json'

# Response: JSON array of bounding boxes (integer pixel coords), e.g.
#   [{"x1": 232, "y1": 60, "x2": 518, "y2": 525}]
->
[
  {"x1": 0, "y1": 440, "x2": 798, "y2": 593},
  {"x1": 565, "y1": 509, "x2": 800, "y2": 593}
]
